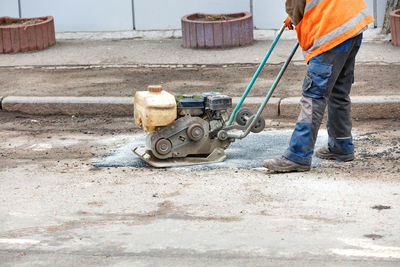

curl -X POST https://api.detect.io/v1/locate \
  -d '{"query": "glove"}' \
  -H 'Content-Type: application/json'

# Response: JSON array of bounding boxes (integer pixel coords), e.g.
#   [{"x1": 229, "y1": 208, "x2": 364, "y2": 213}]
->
[{"x1": 284, "y1": 16, "x2": 294, "y2": 30}]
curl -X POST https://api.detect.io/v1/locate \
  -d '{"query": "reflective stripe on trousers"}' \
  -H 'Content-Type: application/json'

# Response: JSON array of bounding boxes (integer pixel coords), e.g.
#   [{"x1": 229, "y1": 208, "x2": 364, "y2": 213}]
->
[{"x1": 284, "y1": 34, "x2": 363, "y2": 166}]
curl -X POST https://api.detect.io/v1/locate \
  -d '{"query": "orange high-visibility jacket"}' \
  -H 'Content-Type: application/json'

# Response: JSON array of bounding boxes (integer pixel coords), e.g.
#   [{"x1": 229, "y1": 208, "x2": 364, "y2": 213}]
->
[{"x1": 296, "y1": 0, "x2": 374, "y2": 63}]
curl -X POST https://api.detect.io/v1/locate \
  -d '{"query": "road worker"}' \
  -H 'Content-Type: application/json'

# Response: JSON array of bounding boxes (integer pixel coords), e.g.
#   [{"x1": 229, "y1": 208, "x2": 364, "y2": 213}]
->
[{"x1": 264, "y1": 0, "x2": 374, "y2": 172}]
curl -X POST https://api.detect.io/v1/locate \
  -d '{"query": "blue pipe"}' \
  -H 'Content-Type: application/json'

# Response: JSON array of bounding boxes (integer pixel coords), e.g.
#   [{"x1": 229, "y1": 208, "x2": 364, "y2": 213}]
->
[
  {"x1": 225, "y1": 41, "x2": 299, "y2": 140},
  {"x1": 227, "y1": 24, "x2": 286, "y2": 126},
  {"x1": 247, "y1": 42, "x2": 299, "y2": 134}
]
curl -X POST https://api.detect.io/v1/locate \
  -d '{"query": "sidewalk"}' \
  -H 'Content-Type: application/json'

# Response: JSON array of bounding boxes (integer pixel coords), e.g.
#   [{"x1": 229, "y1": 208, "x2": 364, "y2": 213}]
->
[
  {"x1": 0, "y1": 29, "x2": 399, "y2": 68},
  {"x1": 0, "y1": 30, "x2": 399, "y2": 119}
]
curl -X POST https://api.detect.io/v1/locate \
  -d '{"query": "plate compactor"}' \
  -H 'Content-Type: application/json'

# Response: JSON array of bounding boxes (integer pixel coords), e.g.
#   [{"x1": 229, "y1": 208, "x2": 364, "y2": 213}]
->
[{"x1": 133, "y1": 25, "x2": 299, "y2": 167}]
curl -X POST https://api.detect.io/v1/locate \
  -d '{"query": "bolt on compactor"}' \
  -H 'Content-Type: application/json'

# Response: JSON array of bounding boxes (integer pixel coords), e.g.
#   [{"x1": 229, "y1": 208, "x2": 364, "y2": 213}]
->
[{"x1": 133, "y1": 25, "x2": 299, "y2": 167}]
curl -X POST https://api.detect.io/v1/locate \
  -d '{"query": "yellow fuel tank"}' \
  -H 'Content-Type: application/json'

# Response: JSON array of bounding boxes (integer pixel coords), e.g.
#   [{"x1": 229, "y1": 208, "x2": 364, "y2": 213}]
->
[{"x1": 134, "y1": 85, "x2": 177, "y2": 132}]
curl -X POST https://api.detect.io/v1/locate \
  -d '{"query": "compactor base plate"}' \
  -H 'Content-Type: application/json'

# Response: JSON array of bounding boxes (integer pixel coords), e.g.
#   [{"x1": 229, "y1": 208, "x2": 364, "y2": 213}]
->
[{"x1": 133, "y1": 146, "x2": 227, "y2": 168}]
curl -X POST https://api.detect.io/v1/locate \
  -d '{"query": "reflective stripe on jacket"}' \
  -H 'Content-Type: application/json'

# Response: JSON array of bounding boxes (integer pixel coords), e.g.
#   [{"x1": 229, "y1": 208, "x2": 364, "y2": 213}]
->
[{"x1": 296, "y1": 0, "x2": 374, "y2": 63}]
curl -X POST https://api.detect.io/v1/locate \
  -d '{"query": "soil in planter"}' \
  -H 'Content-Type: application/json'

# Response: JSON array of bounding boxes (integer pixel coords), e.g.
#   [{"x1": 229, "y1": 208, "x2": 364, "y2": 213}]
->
[
  {"x1": 192, "y1": 14, "x2": 241, "y2": 22},
  {"x1": 0, "y1": 18, "x2": 45, "y2": 28}
]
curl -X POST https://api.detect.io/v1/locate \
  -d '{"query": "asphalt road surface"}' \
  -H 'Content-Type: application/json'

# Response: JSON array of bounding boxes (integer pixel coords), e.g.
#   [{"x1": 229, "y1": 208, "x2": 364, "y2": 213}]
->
[{"x1": 0, "y1": 113, "x2": 399, "y2": 266}]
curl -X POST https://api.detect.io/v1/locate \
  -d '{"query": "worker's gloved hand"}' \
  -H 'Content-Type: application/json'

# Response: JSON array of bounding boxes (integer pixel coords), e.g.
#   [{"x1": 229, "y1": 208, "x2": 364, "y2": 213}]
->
[{"x1": 284, "y1": 16, "x2": 294, "y2": 30}]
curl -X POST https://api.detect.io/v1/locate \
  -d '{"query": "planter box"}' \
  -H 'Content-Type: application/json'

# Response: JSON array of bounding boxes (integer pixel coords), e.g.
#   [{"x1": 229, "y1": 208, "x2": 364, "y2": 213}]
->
[
  {"x1": 0, "y1": 16, "x2": 56, "y2": 54},
  {"x1": 181, "y1": 12, "x2": 253, "y2": 49},
  {"x1": 390, "y1": 9, "x2": 400, "y2": 46}
]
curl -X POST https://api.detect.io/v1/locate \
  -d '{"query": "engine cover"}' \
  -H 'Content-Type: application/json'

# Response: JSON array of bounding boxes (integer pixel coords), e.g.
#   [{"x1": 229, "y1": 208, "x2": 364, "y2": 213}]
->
[{"x1": 203, "y1": 93, "x2": 232, "y2": 110}]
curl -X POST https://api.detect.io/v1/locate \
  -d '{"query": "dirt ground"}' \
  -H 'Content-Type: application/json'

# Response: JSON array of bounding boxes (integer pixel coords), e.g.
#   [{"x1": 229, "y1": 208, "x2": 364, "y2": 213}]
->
[
  {"x1": 0, "y1": 65, "x2": 399, "y2": 98},
  {"x1": 0, "y1": 110, "x2": 399, "y2": 265},
  {"x1": 0, "y1": 111, "x2": 399, "y2": 176}
]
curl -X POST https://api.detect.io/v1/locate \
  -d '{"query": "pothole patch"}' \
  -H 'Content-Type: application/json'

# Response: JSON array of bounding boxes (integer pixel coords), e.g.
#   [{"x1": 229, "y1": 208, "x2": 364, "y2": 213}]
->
[{"x1": 93, "y1": 130, "x2": 329, "y2": 170}]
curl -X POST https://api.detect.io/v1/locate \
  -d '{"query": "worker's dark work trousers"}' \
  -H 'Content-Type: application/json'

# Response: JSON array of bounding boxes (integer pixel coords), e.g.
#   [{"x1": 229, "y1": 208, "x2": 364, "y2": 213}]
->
[{"x1": 284, "y1": 34, "x2": 363, "y2": 166}]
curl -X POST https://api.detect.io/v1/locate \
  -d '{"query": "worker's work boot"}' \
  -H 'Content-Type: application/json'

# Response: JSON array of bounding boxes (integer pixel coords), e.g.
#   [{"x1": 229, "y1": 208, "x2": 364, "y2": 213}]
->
[
  {"x1": 263, "y1": 157, "x2": 311, "y2": 173},
  {"x1": 315, "y1": 147, "x2": 354, "y2": 162}
]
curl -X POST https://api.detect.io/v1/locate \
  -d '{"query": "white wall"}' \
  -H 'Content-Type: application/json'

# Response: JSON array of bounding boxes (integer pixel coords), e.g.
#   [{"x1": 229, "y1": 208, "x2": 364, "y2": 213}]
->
[
  {"x1": 135, "y1": 0, "x2": 384, "y2": 30},
  {"x1": 0, "y1": 0, "x2": 19, "y2": 17},
  {"x1": 0, "y1": 0, "x2": 388, "y2": 31},
  {"x1": 134, "y1": 0, "x2": 250, "y2": 30},
  {"x1": 365, "y1": 0, "x2": 387, "y2": 27},
  {"x1": 20, "y1": 0, "x2": 133, "y2": 32},
  {"x1": 253, "y1": 0, "x2": 287, "y2": 29}
]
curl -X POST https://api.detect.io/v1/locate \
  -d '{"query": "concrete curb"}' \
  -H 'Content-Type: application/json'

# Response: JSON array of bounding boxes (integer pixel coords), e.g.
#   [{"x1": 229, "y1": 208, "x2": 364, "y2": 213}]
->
[
  {"x1": 280, "y1": 96, "x2": 400, "y2": 119},
  {"x1": 0, "y1": 96, "x2": 280, "y2": 118},
  {"x1": 1, "y1": 95, "x2": 400, "y2": 120},
  {"x1": 232, "y1": 97, "x2": 280, "y2": 119},
  {"x1": 1, "y1": 96, "x2": 134, "y2": 116}
]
